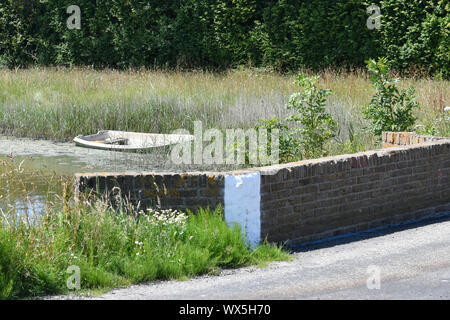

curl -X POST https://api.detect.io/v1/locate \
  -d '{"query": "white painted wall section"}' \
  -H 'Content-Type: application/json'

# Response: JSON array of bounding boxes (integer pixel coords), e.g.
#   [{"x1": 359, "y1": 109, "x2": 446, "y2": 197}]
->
[{"x1": 224, "y1": 171, "x2": 261, "y2": 247}]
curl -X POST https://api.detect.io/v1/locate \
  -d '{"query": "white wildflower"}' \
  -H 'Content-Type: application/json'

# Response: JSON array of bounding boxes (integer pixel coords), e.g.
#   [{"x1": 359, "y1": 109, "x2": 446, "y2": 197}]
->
[{"x1": 146, "y1": 208, "x2": 187, "y2": 227}]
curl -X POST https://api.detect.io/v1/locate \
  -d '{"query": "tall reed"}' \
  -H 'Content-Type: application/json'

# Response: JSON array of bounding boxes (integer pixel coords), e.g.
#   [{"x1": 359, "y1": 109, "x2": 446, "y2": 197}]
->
[{"x1": 1, "y1": 68, "x2": 448, "y2": 144}]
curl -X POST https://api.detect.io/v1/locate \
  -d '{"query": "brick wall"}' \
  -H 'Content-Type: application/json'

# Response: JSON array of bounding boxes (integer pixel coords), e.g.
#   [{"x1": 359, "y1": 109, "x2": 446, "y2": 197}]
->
[
  {"x1": 382, "y1": 132, "x2": 448, "y2": 148},
  {"x1": 259, "y1": 137, "x2": 450, "y2": 245},
  {"x1": 75, "y1": 171, "x2": 224, "y2": 212},
  {"x1": 74, "y1": 132, "x2": 450, "y2": 246}
]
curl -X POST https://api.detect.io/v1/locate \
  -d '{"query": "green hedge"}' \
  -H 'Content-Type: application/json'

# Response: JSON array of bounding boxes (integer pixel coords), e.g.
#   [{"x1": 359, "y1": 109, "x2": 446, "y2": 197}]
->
[
  {"x1": 379, "y1": 0, "x2": 449, "y2": 78},
  {"x1": 0, "y1": 0, "x2": 448, "y2": 77},
  {"x1": 261, "y1": 0, "x2": 381, "y2": 70}
]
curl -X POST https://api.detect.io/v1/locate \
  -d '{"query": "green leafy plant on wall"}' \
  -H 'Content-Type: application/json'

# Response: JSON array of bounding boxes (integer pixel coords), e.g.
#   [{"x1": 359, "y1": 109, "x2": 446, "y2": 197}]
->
[
  {"x1": 255, "y1": 117, "x2": 298, "y2": 163},
  {"x1": 363, "y1": 57, "x2": 419, "y2": 136},
  {"x1": 286, "y1": 73, "x2": 338, "y2": 159},
  {"x1": 257, "y1": 73, "x2": 338, "y2": 162}
]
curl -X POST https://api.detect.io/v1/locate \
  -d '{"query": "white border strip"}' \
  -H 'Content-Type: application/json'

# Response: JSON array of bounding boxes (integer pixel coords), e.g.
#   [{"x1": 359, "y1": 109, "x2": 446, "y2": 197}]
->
[{"x1": 224, "y1": 171, "x2": 261, "y2": 247}]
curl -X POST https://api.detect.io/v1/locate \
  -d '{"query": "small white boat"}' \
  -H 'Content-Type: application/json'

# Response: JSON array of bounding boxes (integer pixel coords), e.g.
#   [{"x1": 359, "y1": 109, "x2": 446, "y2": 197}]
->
[{"x1": 73, "y1": 130, "x2": 194, "y2": 152}]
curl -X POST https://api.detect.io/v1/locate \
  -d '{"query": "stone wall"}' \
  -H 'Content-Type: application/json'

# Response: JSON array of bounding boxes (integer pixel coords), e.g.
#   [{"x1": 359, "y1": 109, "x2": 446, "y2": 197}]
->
[{"x1": 74, "y1": 132, "x2": 450, "y2": 246}]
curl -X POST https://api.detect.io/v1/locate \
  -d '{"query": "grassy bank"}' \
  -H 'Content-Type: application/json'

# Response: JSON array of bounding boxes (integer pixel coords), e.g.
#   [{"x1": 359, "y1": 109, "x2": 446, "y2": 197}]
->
[
  {"x1": 1, "y1": 67, "x2": 448, "y2": 148},
  {"x1": 0, "y1": 158, "x2": 289, "y2": 299}
]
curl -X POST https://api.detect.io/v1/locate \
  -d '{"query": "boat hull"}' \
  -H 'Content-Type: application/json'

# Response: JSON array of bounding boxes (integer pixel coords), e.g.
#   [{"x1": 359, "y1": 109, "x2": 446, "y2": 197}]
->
[{"x1": 73, "y1": 130, "x2": 194, "y2": 152}]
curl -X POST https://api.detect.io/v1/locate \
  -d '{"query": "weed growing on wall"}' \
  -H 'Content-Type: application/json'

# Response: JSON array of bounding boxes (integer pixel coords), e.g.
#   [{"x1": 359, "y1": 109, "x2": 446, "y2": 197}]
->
[
  {"x1": 286, "y1": 73, "x2": 338, "y2": 159},
  {"x1": 363, "y1": 57, "x2": 419, "y2": 136},
  {"x1": 255, "y1": 118, "x2": 298, "y2": 163},
  {"x1": 257, "y1": 73, "x2": 338, "y2": 162}
]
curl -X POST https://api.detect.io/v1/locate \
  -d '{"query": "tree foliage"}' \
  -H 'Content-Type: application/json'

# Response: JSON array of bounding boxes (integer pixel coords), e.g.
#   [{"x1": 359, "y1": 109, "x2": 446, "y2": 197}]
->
[{"x1": 0, "y1": 0, "x2": 448, "y2": 77}]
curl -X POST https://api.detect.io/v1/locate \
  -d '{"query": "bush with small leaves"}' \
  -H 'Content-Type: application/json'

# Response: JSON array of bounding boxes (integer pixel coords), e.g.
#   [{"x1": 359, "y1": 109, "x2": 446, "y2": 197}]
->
[
  {"x1": 363, "y1": 57, "x2": 419, "y2": 136},
  {"x1": 256, "y1": 73, "x2": 337, "y2": 161},
  {"x1": 286, "y1": 73, "x2": 338, "y2": 159}
]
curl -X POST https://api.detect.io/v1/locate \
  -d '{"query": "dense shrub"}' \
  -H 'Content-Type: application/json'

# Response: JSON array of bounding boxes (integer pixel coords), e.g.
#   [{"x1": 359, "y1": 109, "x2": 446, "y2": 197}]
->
[
  {"x1": 363, "y1": 57, "x2": 419, "y2": 136},
  {"x1": 0, "y1": 0, "x2": 40, "y2": 67},
  {"x1": 0, "y1": 0, "x2": 448, "y2": 77},
  {"x1": 379, "y1": 0, "x2": 449, "y2": 78},
  {"x1": 261, "y1": 0, "x2": 381, "y2": 70}
]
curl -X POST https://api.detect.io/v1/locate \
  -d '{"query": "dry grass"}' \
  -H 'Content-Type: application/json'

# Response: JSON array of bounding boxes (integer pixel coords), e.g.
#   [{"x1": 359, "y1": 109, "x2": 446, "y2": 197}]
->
[{"x1": 0, "y1": 67, "x2": 448, "y2": 147}]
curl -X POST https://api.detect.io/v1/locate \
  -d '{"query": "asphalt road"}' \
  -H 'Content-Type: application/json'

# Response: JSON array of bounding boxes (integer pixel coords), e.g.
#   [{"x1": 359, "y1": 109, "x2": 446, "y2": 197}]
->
[{"x1": 55, "y1": 213, "x2": 450, "y2": 300}]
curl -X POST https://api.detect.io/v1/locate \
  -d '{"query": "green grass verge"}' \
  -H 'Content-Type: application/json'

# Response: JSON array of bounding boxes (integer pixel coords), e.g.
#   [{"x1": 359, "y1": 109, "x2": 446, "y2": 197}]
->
[
  {"x1": 0, "y1": 202, "x2": 289, "y2": 299},
  {"x1": 0, "y1": 158, "x2": 289, "y2": 299}
]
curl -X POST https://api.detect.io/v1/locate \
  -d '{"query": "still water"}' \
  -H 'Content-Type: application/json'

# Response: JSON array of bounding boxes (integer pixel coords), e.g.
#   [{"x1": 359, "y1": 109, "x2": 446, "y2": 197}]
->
[
  {"x1": 0, "y1": 135, "x2": 177, "y2": 173},
  {"x1": 0, "y1": 135, "x2": 244, "y2": 218},
  {"x1": 0, "y1": 135, "x2": 176, "y2": 218}
]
